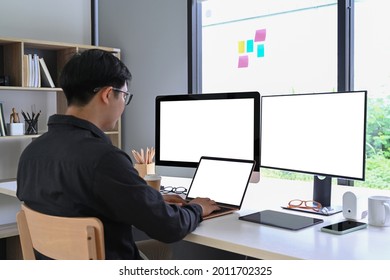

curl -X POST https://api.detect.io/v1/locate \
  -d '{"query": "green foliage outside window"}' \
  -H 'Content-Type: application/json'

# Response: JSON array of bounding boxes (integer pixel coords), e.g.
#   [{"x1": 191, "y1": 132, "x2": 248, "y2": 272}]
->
[
  {"x1": 366, "y1": 97, "x2": 390, "y2": 159},
  {"x1": 356, "y1": 97, "x2": 390, "y2": 189}
]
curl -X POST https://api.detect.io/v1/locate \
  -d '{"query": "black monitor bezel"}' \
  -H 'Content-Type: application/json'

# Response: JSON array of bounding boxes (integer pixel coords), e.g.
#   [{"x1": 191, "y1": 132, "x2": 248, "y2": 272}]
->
[{"x1": 155, "y1": 92, "x2": 260, "y2": 171}]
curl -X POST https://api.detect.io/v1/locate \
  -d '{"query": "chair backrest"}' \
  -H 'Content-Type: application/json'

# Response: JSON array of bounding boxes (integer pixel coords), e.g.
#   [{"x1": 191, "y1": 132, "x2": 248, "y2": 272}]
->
[{"x1": 16, "y1": 204, "x2": 105, "y2": 260}]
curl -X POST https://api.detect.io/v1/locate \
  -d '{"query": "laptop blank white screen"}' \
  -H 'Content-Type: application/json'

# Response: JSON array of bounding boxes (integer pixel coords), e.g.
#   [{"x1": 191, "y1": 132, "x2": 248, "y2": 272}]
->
[{"x1": 187, "y1": 158, "x2": 254, "y2": 206}]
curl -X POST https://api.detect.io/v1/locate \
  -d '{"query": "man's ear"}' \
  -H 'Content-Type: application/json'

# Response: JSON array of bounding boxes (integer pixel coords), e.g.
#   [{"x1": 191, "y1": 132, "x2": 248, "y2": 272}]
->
[{"x1": 98, "y1": 87, "x2": 112, "y2": 105}]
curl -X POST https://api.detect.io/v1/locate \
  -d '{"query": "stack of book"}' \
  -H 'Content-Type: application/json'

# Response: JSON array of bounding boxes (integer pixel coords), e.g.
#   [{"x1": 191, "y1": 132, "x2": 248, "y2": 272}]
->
[{"x1": 23, "y1": 54, "x2": 55, "y2": 88}]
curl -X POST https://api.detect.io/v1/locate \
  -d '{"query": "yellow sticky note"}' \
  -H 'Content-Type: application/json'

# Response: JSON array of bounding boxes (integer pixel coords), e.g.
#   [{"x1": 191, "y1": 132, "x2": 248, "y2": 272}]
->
[{"x1": 238, "y1": 41, "x2": 245, "y2": 53}]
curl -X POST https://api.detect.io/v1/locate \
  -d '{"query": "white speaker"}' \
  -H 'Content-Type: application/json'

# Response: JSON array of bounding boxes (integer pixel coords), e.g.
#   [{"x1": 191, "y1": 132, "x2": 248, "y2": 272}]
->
[{"x1": 343, "y1": 191, "x2": 368, "y2": 220}]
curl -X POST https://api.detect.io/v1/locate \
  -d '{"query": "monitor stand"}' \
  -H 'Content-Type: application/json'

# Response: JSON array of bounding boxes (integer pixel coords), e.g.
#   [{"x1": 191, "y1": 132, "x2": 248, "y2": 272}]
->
[
  {"x1": 313, "y1": 175, "x2": 342, "y2": 215},
  {"x1": 283, "y1": 175, "x2": 342, "y2": 216},
  {"x1": 250, "y1": 170, "x2": 260, "y2": 183}
]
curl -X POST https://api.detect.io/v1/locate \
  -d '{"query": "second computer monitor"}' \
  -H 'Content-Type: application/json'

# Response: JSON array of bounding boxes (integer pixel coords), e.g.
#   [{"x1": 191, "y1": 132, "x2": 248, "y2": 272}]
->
[{"x1": 260, "y1": 90, "x2": 367, "y2": 210}]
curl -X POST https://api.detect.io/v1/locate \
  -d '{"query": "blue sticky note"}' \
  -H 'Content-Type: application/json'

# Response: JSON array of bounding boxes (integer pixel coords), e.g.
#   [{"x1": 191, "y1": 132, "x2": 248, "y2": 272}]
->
[
  {"x1": 246, "y1": 40, "x2": 254, "y2": 53},
  {"x1": 257, "y1": 44, "x2": 265, "y2": 57}
]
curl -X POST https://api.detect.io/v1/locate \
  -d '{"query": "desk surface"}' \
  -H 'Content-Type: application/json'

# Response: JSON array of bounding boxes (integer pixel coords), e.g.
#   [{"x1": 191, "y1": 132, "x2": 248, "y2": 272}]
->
[
  {"x1": 0, "y1": 180, "x2": 17, "y2": 197},
  {"x1": 0, "y1": 180, "x2": 20, "y2": 236},
  {"x1": 162, "y1": 176, "x2": 390, "y2": 260},
  {"x1": 3, "y1": 177, "x2": 390, "y2": 259}
]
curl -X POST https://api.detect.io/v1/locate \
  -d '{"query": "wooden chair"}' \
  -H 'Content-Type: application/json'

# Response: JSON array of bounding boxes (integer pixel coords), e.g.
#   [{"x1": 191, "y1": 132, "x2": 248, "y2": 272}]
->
[{"x1": 16, "y1": 204, "x2": 105, "y2": 260}]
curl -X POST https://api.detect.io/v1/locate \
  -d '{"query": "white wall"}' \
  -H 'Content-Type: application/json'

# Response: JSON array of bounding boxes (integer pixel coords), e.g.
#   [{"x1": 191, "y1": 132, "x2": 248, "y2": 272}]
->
[
  {"x1": 0, "y1": 0, "x2": 90, "y2": 44},
  {"x1": 99, "y1": 0, "x2": 190, "y2": 176}
]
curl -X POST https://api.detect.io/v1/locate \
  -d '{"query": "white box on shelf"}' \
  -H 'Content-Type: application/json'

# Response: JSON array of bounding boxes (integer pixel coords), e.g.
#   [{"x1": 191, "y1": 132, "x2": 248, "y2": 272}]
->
[{"x1": 7, "y1": 123, "x2": 25, "y2": 136}]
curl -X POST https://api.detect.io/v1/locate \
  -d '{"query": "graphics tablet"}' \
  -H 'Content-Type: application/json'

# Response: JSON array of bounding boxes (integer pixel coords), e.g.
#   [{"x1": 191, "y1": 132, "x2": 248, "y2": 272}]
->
[{"x1": 239, "y1": 210, "x2": 323, "y2": 230}]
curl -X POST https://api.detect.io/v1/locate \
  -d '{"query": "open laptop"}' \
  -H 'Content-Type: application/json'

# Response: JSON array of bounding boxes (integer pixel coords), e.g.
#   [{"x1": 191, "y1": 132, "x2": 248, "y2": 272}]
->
[{"x1": 186, "y1": 156, "x2": 255, "y2": 220}]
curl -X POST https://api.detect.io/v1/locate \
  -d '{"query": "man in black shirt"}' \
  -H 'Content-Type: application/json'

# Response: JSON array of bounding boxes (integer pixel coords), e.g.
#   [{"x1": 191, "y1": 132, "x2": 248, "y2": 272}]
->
[{"x1": 16, "y1": 49, "x2": 219, "y2": 259}]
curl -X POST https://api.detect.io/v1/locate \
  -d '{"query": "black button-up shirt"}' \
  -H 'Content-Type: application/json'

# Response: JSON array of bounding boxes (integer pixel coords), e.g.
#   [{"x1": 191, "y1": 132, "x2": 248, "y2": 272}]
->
[{"x1": 17, "y1": 114, "x2": 202, "y2": 259}]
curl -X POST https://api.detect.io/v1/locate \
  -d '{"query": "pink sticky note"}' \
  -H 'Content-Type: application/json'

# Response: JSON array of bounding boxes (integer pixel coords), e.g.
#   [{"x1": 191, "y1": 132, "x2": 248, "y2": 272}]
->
[
  {"x1": 255, "y1": 29, "x2": 266, "y2": 42},
  {"x1": 238, "y1": 55, "x2": 249, "y2": 68}
]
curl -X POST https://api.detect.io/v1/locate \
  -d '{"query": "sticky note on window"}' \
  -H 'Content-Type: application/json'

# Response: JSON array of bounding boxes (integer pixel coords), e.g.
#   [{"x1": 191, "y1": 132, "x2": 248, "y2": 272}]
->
[
  {"x1": 255, "y1": 29, "x2": 266, "y2": 42},
  {"x1": 257, "y1": 44, "x2": 265, "y2": 57},
  {"x1": 238, "y1": 41, "x2": 245, "y2": 53},
  {"x1": 238, "y1": 55, "x2": 249, "y2": 68},
  {"x1": 246, "y1": 40, "x2": 254, "y2": 53}
]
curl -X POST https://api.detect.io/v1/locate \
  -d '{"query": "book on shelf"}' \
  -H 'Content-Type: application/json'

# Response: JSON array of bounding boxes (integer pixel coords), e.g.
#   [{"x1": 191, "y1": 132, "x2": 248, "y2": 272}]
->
[
  {"x1": 23, "y1": 54, "x2": 42, "y2": 88},
  {"x1": 28, "y1": 54, "x2": 34, "y2": 87},
  {"x1": 0, "y1": 103, "x2": 7, "y2": 136},
  {"x1": 39, "y1": 57, "x2": 55, "y2": 88},
  {"x1": 23, "y1": 55, "x2": 29, "y2": 87},
  {"x1": 33, "y1": 54, "x2": 41, "y2": 88},
  {"x1": 27, "y1": 54, "x2": 34, "y2": 87}
]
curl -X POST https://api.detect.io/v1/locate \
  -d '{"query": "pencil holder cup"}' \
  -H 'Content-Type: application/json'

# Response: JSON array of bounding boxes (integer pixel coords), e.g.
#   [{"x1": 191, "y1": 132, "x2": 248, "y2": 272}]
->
[
  {"x1": 25, "y1": 120, "x2": 38, "y2": 135},
  {"x1": 134, "y1": 162, "x2": 155, "y2": 179},
  {"x1": 7, "y1": 123, "x2": 24, "y2": 136}
]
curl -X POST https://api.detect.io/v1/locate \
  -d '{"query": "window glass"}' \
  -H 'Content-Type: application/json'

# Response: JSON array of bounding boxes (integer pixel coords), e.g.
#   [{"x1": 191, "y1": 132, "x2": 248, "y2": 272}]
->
[
  {"x1": 355, "y1": 0, "x2": 390, "y2": 190},
  {"x1": 200, "y1": 0, "x2": 337, "y2": 94}
]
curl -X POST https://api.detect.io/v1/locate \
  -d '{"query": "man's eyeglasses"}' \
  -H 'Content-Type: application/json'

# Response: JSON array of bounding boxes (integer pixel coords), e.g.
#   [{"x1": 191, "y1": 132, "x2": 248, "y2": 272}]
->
[
  {"x1": 93, "y1": 87, "x2": 133, "y2": 105},
  {"x1": 160, "y1": 186, "x2": 187, "y2": 195},
  {"x1": 111, "y1": 87, "x2": 133, "y2": 105},
  {"x1": 287, "y1": 199, "x2": 322, "y2": 212}
]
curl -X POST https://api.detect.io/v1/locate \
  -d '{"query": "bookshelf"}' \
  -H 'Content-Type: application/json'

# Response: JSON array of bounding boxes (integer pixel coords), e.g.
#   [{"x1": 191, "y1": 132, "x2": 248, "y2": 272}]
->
[{"x1": 0, "y1": 37, "x2": 122, "y2": 181}]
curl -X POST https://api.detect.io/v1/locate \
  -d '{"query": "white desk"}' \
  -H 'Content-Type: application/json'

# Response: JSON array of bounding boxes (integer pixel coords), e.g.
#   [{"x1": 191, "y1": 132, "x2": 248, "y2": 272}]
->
[
  {"x1": 162, "y1": 176, "x2": 390, "y2": 260},
  {"x1": 3, "y1": 177, "x2": 390, "y2": 259},
  {"x1": 0, "y1": 180, "x2": 17, "y2": 197},
  {"x1": 0, "y1": 180, "x2": 20, "y2": 240}
]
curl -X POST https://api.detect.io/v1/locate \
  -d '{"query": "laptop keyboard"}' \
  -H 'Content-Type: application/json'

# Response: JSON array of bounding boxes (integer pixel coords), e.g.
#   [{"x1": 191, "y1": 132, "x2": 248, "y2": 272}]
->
[
  {"x1": 211, "y1": 205, "x2": 232, "y2": 215},
  {"x1": 160, "y1": 185, "x2": 234, "y2": 217}
]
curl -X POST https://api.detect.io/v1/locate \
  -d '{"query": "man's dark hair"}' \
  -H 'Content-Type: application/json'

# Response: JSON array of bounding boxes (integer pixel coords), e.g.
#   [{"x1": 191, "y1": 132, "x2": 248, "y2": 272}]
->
[{"x1": 59, "y1": 49, "x2": 132, "y2": 106}]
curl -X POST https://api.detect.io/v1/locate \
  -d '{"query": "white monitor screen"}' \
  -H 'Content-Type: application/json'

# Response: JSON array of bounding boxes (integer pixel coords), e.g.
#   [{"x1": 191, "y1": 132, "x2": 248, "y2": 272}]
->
[
  {"x1": 155, "y1": 92, "x2": 260, "y2": 171},
  {"x1": 260, "y1": 91, "x2": 367, "y2": 180}
]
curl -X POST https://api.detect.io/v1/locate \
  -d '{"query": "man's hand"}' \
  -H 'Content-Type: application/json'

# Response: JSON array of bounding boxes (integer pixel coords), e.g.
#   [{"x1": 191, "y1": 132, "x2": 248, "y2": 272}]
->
[
  {"x1": 163, "y1": 194, "x2": 187, "y2": 206},
  {"x1": 189, "y1": 197, "x2": 220, "y2": 217}
]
